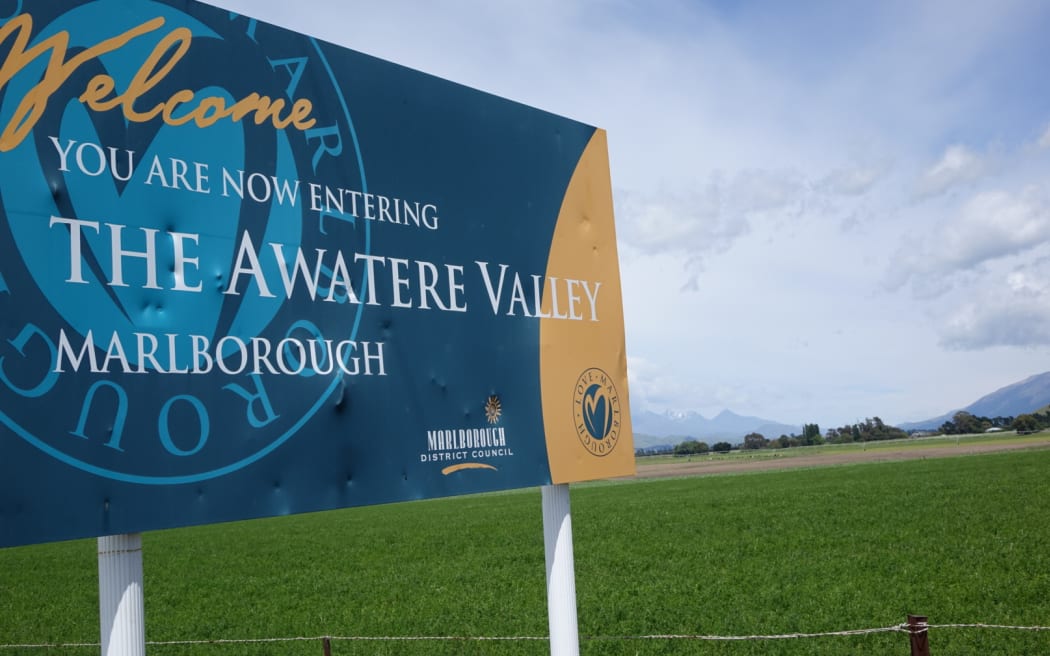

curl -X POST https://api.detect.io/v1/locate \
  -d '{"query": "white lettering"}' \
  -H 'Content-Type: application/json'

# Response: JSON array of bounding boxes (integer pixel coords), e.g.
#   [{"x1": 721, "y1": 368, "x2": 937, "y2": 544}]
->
[
  {"x1": 224, "y1": 231, "x2": 274, "y2": 297},
  {"x1": 50, "y1": 216, "x2": 100, "y2": 284}
]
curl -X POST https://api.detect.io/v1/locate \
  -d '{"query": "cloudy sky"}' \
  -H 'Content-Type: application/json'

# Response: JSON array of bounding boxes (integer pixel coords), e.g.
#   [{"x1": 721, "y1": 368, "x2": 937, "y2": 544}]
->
[{"x1": 208, "y1": 0, "x2": 1050, "y2": 428}]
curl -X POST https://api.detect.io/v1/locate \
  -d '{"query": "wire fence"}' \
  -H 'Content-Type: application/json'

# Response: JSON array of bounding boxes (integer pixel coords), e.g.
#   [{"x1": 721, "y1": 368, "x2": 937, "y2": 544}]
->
[{"x1": 2, "y1": 619, "x2": 1049, "y2": 652}]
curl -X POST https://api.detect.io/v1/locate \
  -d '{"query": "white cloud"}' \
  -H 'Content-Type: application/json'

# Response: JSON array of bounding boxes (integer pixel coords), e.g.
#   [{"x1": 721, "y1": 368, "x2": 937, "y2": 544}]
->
[
  {"x1": 1039, "y1": 124, "x2": 1050, "y2": 150},
  {"x1": 888, "y1": 187, "x2": 1050, "y2": 296},
  {"x1": 820, "y1": 164, "x2": 887, "y2": 196},
  {"x1": 941, "y1": 300, "x2": 1050, "y2": 350},
  {"x1": 915, "y1": 145, "x2": 986, "y2": 199},
  {"x1": 617, "y1": 184, "x2": 725, "y2": 257},
  {"x1": 619, "y1": 171, "x2": 806, "y2": 251},
  {"x1": 729, "y1": 169, "x2": 805, "y2": 213},
  {"x1": 626, "y1": 355, "x2": 676, "y2": 412},
  {"x1": 940, "y1": 188, "x2": 1050, "y2": 268},
  {"x1": 1006, "y1": 270, "x2": 1049, "y2": 296},
  {"x1": 936, "y1": 255, "x2": 1050, "y2": 349},
  {"x1": 617, "y1": 168, "x2": 808, "y2": 290}
]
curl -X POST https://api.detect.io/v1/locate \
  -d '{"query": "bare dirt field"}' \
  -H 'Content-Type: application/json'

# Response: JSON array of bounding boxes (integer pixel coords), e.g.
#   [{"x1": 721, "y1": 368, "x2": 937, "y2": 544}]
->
[{"x1": 634, "y1": 436, "x2": 1050, "y2": 479}]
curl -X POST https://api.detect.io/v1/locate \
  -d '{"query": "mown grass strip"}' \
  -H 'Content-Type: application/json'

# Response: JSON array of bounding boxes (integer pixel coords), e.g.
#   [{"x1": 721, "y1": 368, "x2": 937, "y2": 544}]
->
[{"x1": 638, "y1": 431, "x2": 1050, "y2": 466}]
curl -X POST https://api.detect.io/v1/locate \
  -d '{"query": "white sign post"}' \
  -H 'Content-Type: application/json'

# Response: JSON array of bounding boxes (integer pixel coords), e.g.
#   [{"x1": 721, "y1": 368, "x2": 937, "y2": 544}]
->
[
  {"x1": 542, "y1": 484, "x2": 581, "y2": 656},
  {"x1": 97, "y1": 534, "x2": 146, "y2": 656}
]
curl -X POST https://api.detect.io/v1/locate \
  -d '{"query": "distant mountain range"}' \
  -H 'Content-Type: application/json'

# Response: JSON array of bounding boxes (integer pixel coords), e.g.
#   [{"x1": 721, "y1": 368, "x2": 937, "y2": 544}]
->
[
  {"x1": 631, "y1": 371, "x2": 1050, "y2": 449},
  {"x1": 899, "y1": 371, "x2": 1050, "y2": 431},
  {"x1": 632, "y1": 409, "x2": 797, "y2": 449}
]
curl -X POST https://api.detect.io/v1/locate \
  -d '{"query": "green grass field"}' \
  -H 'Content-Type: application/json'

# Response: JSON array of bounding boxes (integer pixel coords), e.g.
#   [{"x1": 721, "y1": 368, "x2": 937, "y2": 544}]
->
[{"x1": 2, "y1": 449, "x2": 1049, "y2": 655}]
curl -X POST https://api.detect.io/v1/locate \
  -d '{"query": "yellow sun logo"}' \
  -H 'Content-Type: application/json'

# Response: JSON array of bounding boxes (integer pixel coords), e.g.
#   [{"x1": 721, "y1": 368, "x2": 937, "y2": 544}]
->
[{"x1": 485, "y1": 395, "x2": 502, "y2": 424}]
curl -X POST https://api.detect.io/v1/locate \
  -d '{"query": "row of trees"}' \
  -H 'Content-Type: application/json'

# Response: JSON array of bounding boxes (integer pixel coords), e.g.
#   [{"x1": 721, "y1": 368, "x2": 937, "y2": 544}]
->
[
  {"x1": 1013, "y1": 413, "x2": 1050, "y2": 433},
  {"x1": 665, "y1": 410, "x2": 1050, "y2": 455},
  {"x1": 673, "y1": 439, "x2": 732, "y2": 455},
  {"x1": 824, "y1": 417, "x2": 908, "y2": 443},
  {"x1": 938, "y1": 411, "x2": 1050, "y2": 435},
  {"x1": 738, "y1": 417, "x2": 908, "y2": 450}
]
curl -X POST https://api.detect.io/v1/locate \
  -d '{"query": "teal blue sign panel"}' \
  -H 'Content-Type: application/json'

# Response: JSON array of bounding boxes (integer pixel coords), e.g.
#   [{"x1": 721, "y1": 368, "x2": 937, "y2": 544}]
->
[{"x1": 0, "y1": 0, "x2": 634, "y2": 548}]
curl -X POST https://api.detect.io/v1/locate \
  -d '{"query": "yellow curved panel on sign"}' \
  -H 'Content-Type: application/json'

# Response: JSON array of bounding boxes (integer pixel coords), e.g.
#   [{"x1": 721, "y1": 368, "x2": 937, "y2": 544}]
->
[{"x1": 541, "y1": 130, "x2": 635, "y2": 484}]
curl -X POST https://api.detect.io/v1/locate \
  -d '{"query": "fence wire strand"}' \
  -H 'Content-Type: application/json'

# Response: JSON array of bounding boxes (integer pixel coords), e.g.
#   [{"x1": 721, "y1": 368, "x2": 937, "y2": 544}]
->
[
  {"x1": 598, "y1": 624, "x2": 910, "y2": 640},
  {"x1": 929, "y1": 622, "x2": 1050, "y2": 632},
  {"x1": 3, "y1": 622, "x2": 1049, "y2": 650}
]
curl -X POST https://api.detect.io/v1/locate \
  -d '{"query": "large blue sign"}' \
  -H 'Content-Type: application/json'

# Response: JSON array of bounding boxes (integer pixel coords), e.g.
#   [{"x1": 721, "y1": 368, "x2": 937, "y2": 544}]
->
[{"x1": 0, "y1": 0, "x2": 633, "y2": 548}]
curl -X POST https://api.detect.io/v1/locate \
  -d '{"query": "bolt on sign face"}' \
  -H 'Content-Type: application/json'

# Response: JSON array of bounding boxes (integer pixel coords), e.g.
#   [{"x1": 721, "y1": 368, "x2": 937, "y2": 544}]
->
[{"x1": 0, "y1": 0, "x2": 633, "y2": 548}]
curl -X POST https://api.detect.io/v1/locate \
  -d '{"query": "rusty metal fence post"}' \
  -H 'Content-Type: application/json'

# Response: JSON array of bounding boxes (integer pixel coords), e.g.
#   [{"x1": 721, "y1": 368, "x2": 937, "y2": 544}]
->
[{"x1": 907, "y1": 615, "x2": 930, "y2": 656}]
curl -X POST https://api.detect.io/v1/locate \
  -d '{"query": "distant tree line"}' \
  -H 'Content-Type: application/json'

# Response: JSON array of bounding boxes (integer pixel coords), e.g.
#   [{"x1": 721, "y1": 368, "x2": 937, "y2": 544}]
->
[
  {"x1": 824, "y1": 417, "x2": 908, "y2": 443},
  {"x1": 939, "y1": 410, "x2": 1050, "y2": 435},
  {"x1": 656, "y1": 409, "x2": 1049, "y2": 458},
  {"x1": 739, "y1": 418, "x2": 909, "y2": 450},
  {"x1": 739, "y1": 423, "x2": 824, "y2": 450},
  {"x1": 673, "y1": 439, "x2": 733, "y2": 455},
  {"x1": 1013, "y1": 413, "x2": 1050, "y2": 433}
]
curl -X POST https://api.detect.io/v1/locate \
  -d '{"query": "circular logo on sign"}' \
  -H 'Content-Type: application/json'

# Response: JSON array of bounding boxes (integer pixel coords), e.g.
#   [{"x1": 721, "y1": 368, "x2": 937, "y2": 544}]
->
[
  {"x1": 0, "y1": 1, "x2": 370, "y2": 484},
  {"x1": 572, "y1": 368, "x2": 621, "y2": 457}
]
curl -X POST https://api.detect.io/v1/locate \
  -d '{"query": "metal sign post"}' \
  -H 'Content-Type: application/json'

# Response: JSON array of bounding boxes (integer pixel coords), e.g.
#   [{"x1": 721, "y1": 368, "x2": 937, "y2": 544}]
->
[
  {"x1": 542, "y1": 484, "x2": 580, "y2": 656},
  {"x1": 98, "y1": 534, "x2": 146, "y2": 656}
]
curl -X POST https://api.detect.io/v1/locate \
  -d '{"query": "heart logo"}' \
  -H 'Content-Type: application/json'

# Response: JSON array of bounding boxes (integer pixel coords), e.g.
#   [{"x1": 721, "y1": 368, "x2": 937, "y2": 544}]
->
[{"x1": 583, "y1": 383, "x2": 612, "y2": 440}]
